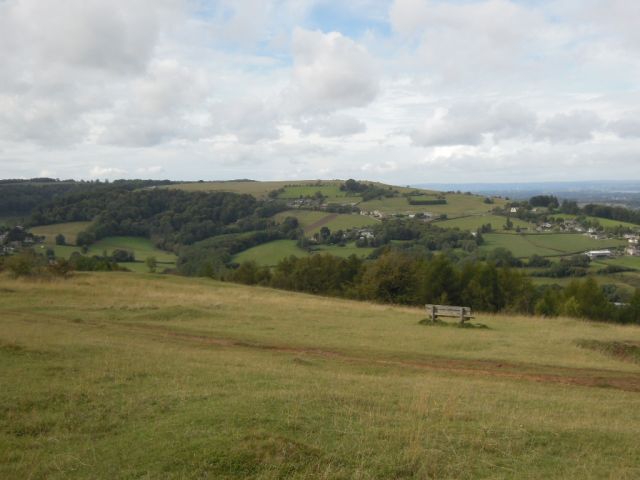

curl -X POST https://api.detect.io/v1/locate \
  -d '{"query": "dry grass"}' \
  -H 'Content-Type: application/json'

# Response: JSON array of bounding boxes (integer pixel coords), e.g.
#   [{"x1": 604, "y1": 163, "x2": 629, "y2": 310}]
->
[{"x1": 1, "y1": 272, "x2": 640, "y2": 478}]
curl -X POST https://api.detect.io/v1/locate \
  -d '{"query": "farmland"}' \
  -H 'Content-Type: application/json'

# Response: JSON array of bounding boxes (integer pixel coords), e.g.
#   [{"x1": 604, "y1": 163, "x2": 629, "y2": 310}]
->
[
  {"x1": 30, "y1": 221, "x2": 93, "y2": 245},
  {"x1": 434, "y1": 214, "x2": 532, "y2": 232},
  {"x1": 359, "y1": 192, "x2": 505, "y2": 217},
  {"x1": 480, "y1": 233, "x2": 627, "y2": 258},
  {"x1": 233, "y1": 239, "x2": 308, "y2": 266},
  {"x1": 1, "y1": 272, "x2": 640, "y2": 478},
  {"x1": 233, "y1": 240, "x2": 374, "y2": 266}
]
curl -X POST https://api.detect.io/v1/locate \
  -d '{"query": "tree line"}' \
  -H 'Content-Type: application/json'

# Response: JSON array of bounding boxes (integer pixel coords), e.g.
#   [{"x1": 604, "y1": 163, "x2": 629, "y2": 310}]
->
[{"x1": 224, "y1": 250, "x2": 640, "y2": 325}]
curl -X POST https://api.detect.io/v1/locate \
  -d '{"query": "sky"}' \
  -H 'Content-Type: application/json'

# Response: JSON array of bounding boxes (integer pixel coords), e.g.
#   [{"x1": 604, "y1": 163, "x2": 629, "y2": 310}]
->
[{"x1": 1, "y1": 0, "x2": 640, "y2": 184}]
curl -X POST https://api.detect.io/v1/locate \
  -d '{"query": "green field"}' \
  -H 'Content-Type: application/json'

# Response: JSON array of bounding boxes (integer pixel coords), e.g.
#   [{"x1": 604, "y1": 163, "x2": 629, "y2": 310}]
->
[
  {"x1": 37, "y1": 235, "x2": 178, "y2": 270},
  {"x1": 552, "y1": 214, "x2": 640, "y2": 229},
  {"x1": 598, "y1": 256, "x2": 640, "y2": 270},
  {"x1": 360, "y1": 193, "x2": 504, "y2": 217},
  {"x1": 233, "y1": 240, "x2": 309, "y2": 266},
  {"x1": 234, "y1": 240, "x2": 374, "y2": 266},
  {"x1": 274, "y1": 210, "x2": 379, "y2": 235},
  {"x1": 312, "y1": 243, "x2": 376, "y2": 259},
  {"x1": 277, "y1": 185, "x2": 349, "y2": 201},
  {"x1": 481, "y1": 233, "x2": 627, "y2": 258},
  {"x1": 30, "y1": 221, "x2": 93, "y2": 245},
  {"x1": 1, "y1": 272, "x2": 640, "y2": 478},
  {"x1": 168, "y1": 180, "x2": 345, "y2": 199},
  {"x1": 435, "y1": 214, "x2": 532, "y2": 232}
]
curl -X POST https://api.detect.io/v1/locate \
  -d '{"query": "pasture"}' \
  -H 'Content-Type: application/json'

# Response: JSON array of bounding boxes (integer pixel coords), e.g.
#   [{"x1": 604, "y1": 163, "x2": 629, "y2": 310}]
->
[
  {"x1": 360, "y1": 193, "x2": 504, "y2": 217},
  {"x1": 30, "y1": 221, "x2": 93, "y2": 245},
  {"x1": 481, "y1": 233, "x2": 627, "y2": 258},
  {"x1": 1, "y1": 272, "x2": 640, "y2": 478},
  {"x1": 552, "y1": 214, "x2": 640, "y2": 229},
  {"x1": 233, "y1": 239, "x2": 308, "y2": 266},
  {"x1": 233, "y1": 240, "x2": 374, "y2": 266},
  {"x1": 38, "y1": 235, "x2": 178, "y2": 270},
  {"x1": 168, "y1": 180, "x2": 344, "y2": 199},
  {"x1": 274, "y1": 210, "x2": 379, "y2": 235},
  {"x1": 435, "y1": 215, "x2": 532, "y2": 232}
]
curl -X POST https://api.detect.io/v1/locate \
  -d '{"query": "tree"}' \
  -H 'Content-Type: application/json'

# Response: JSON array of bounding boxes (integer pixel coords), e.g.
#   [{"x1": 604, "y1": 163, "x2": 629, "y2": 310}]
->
[
  {"x1": 145, "y1": 256, "x2": 157, "y2": 273},
  {"x1": 55, "y1": 233, "x2": 66, "y2": 245}
]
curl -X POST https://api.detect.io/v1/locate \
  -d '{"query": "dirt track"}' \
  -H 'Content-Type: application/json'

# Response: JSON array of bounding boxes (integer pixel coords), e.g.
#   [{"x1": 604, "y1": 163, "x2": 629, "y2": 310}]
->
[
  {"x1": 304, "y1": 213, "x2": 338, "y2": 233},
  {"x1": 134, "y1": 325, "x2": 640, "y2": 393}
]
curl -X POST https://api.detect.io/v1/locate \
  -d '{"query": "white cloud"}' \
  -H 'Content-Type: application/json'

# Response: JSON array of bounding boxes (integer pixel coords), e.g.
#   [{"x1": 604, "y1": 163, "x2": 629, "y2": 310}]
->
[
  {"x1": 296, "y1": 114, "x2": 366, "y2": 137},
  {"x1": 411, "y1": 102, "x2": 537, "y2": 147},
  {"x1": 287, "y1": 28, "x2": 380, "y2": 114},
  {"x1": 90, "y1": 165, "x2": 126, "y2": 178},
  {"x1": 536, "y1": 110, "x2": 604, "y2": 144},
  {"x1": 608, "y1": 112, "x2": 640, "y2": 139}
]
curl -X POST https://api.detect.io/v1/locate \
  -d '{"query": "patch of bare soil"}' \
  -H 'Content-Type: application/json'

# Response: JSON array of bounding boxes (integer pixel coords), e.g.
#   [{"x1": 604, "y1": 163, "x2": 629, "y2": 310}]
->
[{"x1": 132, "y1": 325, "x2": 640, "y2": 393}]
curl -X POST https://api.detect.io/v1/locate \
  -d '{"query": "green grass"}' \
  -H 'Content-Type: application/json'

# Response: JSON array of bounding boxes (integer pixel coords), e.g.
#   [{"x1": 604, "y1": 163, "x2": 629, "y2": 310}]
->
[
  {"x1": 435, "y1": 215, "x2": 532, "y2": 232},
  {"x1": 1, "y1": 272, "x2": 640, "y2": 478},
  {"x1": 30, "y1": 221, "x2": 93, "y2": 245},
  {"x1": 234, "y1": 240, "x2": 309, "y2": 266},
  {"x1": 234, "y1": 240, "x2": 375, "y2": 267},
  {"x1": 168, "y1": 180, "x2": 345, "y2": 199},
  {"x1": 312, "y1": 243, "x2": 375, "y2": 259},
  {"x1": 274, "y1": 210, "x2": 379, "y2": 236},
  {"x1": 277, "y1": 185, "x2": 348, "y2": 200},
  {"x1": 600, "y1": 256, "x2": 640, "y2": 270},
  {"x1": 481, "y1": 233, "x2": 627, "y2": 258},
  {"x1": 360, "y1": 193, "x2": 504, "y2": 217},
  {"x1": 40, "y1": 236, "x2": 177, "y2": 269},
  {"x1": 552, "y1": 214, "x2": 640, "y2": 229}
]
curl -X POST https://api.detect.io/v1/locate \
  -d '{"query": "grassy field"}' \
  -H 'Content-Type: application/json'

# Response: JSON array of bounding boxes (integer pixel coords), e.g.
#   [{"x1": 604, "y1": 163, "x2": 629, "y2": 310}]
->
[
  {"x1": 37, "y1": 235, "x2": 178, "y2": 270},
  {"x1": 234, "y1": 240, "x2": 374, "y2": 266},
  {"x1": 312, "y1": 243, "x2": 375, "y2": 259},
  {"x1": 274, "y1": 210, "x2": 379, "y2": 236},
  {"x1": 233, "y1": 240, "x2": 309, "y2": 266},
  {"x1": 481, "y1": 233, "x2": 627, "y2": 258},
  {"x1": 277, "y1": 185, "x2": 349, "y2": 201},
  {"x1": 168, "y1": 181, "x2": 344, "y2": 199},
  {"x1": 1, "y1": 272, "x2": 640, "y2": 478},
  {"x1": 552, "y1": 214, "x2": 640, "y2": 229},
  {"x1": 360, "y1": 193, "x2": 504, "y2": 217},
  {"x1": 30, "y1": 221, "x2": 93, "y2": 245},
  {"x1": 434, "y1": 215, "x2": 532, "y2": 232}
]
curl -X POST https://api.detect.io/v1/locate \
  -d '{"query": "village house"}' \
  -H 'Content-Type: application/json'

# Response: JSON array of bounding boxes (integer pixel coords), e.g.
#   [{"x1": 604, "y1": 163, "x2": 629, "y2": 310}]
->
[{"x1": 625, "y1": 237, "x2": 640, "y2": 256}]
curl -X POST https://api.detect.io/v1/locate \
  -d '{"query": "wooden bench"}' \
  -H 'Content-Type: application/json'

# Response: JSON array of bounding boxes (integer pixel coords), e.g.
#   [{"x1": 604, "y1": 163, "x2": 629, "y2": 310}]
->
[{"x1": 425, "y1": 304, "x2": 474, "y2": 324}]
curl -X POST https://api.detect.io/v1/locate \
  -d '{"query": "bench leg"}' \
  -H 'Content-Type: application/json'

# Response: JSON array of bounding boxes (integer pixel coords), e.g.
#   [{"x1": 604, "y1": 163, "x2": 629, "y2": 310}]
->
[
  {"x1": 460, "y1": 310, "x2": 465, "y2": 324},
  {"x1": 432, "y1": 306, "x2": 436, "y2": 322}
]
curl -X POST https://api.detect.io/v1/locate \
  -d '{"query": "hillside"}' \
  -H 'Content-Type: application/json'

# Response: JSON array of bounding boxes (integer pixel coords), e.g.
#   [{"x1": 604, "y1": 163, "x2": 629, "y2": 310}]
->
[{"x1": 2, "y1": 272, "x2": 640, "y2": 478}]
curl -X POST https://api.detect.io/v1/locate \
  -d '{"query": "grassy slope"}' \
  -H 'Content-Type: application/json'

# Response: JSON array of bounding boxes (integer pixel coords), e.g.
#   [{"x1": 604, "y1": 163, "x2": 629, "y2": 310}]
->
[
  {"x1": 1, "y1": 272, "x2": 640, "y2": 478},
  {"x1": 274, "y1": 210, "x2": 379, "y2": 236},
  {"x1": 552, "y1": 213, "x2": 640, "y2": 229},
  {"x1": 35, "y1": 235, "x2": 177, "y2": 270},
  {"x1": 167, "y1": 180, "x2": 343, "y2": 199},
  {"x1": 481, "y1": 233, "x2": 627, "y2": 258},
  {"x1": 359, "y1": 193, "x2": 505, "y2": 216},
  {"x1": 30, "y1": 221, "x2": 93, "y2": 245},
  {"x1": 233, "y1": 240, "x2": 374, "y2": 266},
  {"x1": 434, "y1": 215, "x2": 532, "y2": 232},
  {"x1": 233, "y1": 239, "x2": 309, "y2": 266}
]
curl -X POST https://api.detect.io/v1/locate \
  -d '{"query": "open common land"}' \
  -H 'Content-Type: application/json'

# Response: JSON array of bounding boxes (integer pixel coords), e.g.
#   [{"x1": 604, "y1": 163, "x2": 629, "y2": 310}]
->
[{"x1": 1, "y1": 272, "x2": 640, "y2": 478}]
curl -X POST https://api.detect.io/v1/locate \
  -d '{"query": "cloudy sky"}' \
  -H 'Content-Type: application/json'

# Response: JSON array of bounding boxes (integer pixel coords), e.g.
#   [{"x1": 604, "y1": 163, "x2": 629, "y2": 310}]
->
[{"x1": 1, "y1": 0, "x2": 639, "y2": 183}]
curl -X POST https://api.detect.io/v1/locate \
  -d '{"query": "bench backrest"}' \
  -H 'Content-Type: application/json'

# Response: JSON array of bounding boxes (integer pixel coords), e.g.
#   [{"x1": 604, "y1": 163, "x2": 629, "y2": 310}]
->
[{"x1": 425, "y1": 304, "x2": 472, "y2": 317}]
